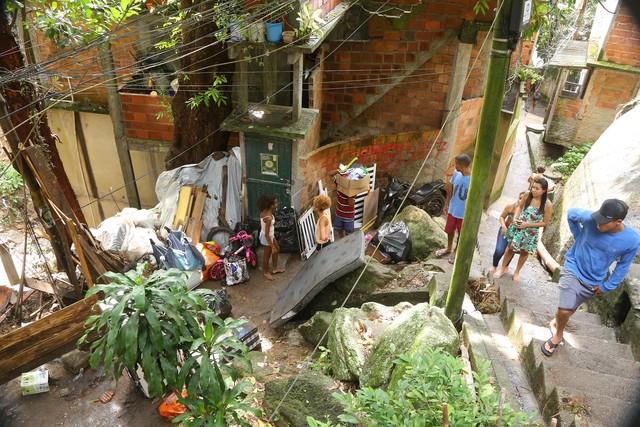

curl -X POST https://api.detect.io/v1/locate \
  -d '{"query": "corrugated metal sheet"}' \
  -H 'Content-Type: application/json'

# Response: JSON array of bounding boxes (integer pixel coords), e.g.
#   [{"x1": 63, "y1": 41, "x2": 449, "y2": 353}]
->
[{"x1": 549, "y1": 40, "x2": 589, "y2": 68}]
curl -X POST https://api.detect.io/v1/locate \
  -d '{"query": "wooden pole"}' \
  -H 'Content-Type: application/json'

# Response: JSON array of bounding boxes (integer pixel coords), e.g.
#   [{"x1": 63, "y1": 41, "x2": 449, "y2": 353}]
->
[{"x1": 445, "y1": 0, "x2": 514, "y2": 322}]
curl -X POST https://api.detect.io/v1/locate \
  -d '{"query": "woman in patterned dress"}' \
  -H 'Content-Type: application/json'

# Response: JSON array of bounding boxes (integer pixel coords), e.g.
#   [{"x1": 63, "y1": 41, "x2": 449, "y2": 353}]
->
[{"x1": 494, "y1": 177, "x2": 553, "y2": 282}]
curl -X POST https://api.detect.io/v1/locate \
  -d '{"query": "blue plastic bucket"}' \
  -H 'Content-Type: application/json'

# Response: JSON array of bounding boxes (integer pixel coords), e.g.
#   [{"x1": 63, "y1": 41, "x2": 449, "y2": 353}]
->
[{"x1": 265, "y1": 21, "x2": 283, "y2": 43}]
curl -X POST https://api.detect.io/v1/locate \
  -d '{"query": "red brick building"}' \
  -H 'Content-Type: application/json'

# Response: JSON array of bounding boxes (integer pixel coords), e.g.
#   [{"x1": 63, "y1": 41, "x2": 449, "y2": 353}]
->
[{"x1": 544, "y1": 1, "x2": 640, "y2": 147}]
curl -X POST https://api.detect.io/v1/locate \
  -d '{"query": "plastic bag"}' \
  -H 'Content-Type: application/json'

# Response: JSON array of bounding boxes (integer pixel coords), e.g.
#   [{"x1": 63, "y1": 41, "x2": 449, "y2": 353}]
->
[
  {"x1": 151, "y1": 228, "x2": 206, "y2": 271},
  {"x1": 202, "y1": 289, "x2": 232, "y2": 318},
  {"x1": 158, "y1": 389, "x2": 187, "y2": 420},
  {"x1": 197, "y1": 241, "x2": 221, "y2": 280},
  {"x1": 224, "y1": 255, "x2": 249, "y2": 286},
  {"x1": 372, "y1": 221, "x2": 412, "y2": 262},
  {"x1": 274, "y1": 207, "x2": 300, "y2": 253}
]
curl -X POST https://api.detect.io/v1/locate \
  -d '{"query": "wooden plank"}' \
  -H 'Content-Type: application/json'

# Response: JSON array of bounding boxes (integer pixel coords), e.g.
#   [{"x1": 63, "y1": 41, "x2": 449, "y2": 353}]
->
[
  {"x1": 76, "y1": 235, "x2": 109, "y2": 281},
  {"x1": 362, "y1": 188, "x2": 379, "y2": 228},
  {"x1": 0, "y1": 294, "x2": 99, "y2": 384},
  {"x1": 173, "y1": 185, "x2": 195, "y2": 229},
  {"x1": 65, "y1": 218, "x2": 94, "y2": 288},
  {"x1": 24, "y1": 278, "x2": 73, "y2": 297},
  {"x1": 0, "y1": 244, "x2": 71, "y2": 296},
  {"x1": 190, "y1": 187, "x2": 207, "y2": 221}
]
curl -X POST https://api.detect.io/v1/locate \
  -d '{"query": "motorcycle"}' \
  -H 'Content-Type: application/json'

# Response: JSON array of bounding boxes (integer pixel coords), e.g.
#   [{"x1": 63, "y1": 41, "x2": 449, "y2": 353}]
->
[
  {"x1": 374, "y1": 173, "x2": 447, "y2": 229},
  {"x1": 374, "y1": 174, "x2": 412, "y2": 229},
  {"x1": 407, "y1": 179, "x2": 447, "y2": 217}
]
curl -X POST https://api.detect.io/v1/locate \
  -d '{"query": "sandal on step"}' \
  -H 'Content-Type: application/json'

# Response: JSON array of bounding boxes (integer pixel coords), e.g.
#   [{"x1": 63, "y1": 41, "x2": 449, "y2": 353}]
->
[
  {"x1": 448, "y1": 253, "x2": 456, "y2": 264},
  {"x1": 540, "y1": 337, "x2": 563, "y2": 357},
  {"x1": 435, "y1": 249, "x2": 451, "y2": 258}
]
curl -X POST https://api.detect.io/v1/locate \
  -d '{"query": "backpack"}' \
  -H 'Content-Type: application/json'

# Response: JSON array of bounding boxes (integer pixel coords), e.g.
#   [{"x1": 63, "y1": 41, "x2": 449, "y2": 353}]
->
[{"x1": 150, "y1": 228, "x2": 206, "y2": 271}]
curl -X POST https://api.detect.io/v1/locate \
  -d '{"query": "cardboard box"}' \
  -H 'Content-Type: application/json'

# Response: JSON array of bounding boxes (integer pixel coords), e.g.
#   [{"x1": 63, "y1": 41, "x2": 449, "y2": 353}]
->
[
  {"x1": 335, "y1": 173, "x2": 370, "y2": 197},
  {"x1": 21, "y1": 369, "x2": 49, "y2": 396}
]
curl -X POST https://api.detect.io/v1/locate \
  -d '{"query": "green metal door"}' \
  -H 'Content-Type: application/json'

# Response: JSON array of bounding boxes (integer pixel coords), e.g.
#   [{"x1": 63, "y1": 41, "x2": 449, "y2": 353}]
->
[{"x1": 245, "y1": 134, "x2": 292, "y2": 222}]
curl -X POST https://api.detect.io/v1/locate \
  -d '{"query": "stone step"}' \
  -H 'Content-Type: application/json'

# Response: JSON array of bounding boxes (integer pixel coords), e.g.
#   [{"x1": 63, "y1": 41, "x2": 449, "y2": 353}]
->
[
  {"x1": 514, "y1": 307, "x2": 617, "y2": 344},
  {"x1": 523, "y1": 339, "x2": 640, "y2": 405},
  {"x1": 522, "y1": 323, "x2": 635, "y2": 361},
  {"x1": 551, "y1": 386, "x2": 637, "y2": 427},
  {"x1": 526, "y1": 337, "x2": 640, "y2": 384}
]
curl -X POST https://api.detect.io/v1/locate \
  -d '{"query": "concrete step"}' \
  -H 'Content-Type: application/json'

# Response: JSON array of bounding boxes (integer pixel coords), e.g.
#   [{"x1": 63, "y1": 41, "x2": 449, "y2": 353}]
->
[
  {"x1": 526, "y1": 337, "x2": 640, "y2": 384},
  {"x1": 523, "y1": 323, "x2": 635, "y2": 361},
  {"x1": 551, "y1": 386, "x2": 638, "y2": 427}
]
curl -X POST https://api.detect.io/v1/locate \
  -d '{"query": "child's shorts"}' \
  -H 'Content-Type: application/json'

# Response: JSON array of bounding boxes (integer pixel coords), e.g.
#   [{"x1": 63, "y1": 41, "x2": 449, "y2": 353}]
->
[
  {"x1": 444, "y1": 214, "x2": 463, "y2": 234},
  {"x1": 334, "y1": 216, "x2": 355, "y2": 234}
]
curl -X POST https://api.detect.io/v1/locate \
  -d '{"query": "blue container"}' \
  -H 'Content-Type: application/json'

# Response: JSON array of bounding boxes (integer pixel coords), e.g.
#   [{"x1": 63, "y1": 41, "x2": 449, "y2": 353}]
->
[{"x1": 265, "y1": 21, "x2": 283, "y2": 43}]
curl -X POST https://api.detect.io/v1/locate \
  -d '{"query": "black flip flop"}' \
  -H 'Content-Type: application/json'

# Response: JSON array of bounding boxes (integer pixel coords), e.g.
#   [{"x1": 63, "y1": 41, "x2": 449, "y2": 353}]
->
[{"x1": 540, "y1": 337, "x2": 563, "y2": 357}]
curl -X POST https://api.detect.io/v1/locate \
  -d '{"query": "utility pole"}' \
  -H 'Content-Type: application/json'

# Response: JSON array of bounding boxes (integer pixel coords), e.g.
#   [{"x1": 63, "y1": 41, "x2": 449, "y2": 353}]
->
[{"x1": 444, "y1": 0, "x2": 515, "y2": 322}]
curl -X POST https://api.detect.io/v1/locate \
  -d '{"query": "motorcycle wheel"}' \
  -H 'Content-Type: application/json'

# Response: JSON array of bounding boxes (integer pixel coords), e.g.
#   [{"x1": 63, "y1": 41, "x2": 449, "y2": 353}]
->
[{"x1": 421, "y1": 194, "x2": 446, "y2": 217}]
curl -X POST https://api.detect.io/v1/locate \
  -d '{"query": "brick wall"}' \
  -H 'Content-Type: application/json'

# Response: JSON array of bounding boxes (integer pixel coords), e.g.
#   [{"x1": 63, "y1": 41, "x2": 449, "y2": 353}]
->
[
  {"x1": 298, "y1": 129, "x2": 445, "y2": 207},
  {"x1": 602, "y1": 3, "x2": 640, "y2": 68},
  {"x1": 120, "y1": 93, "x2": 174, "y2": 141},
  {"x1": 321, "y1": 0, "x2": 494, "y2": 137},
  {"x1": 34, "y1": 25, "x2": 139, "y2": 105},
  {"x1": 550, "y1": 68, "x2": 640, "y2": 146}
]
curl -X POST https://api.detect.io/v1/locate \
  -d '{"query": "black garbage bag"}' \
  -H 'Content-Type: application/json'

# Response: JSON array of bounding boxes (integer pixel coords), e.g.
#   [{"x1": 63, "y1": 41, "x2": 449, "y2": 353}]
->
[
  {"x1": 372, "y1": 221, "x2": 412, "y2": 263},
  {"x1": 273, "y1": 207, "x2": 300, "y2": 253}
]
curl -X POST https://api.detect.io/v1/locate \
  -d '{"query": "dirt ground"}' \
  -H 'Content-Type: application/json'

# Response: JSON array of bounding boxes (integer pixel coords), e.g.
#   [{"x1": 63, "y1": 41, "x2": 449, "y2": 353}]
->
[{"x1": 0, "y1": 248, "x2": 312, "y2": 427}]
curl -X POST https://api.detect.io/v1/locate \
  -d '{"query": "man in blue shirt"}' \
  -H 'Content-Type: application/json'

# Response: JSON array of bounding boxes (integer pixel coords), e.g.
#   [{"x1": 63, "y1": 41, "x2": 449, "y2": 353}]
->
[{"x1": 542, "y1": 199, "x2": 640, "y2": 357}]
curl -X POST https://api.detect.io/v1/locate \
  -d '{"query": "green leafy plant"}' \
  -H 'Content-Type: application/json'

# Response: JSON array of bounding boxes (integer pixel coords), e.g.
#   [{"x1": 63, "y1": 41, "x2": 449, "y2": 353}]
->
[
  {"x1": 308, "y1": 347, "x2": 535, "y2": 426},
  {"x1": 515, "y1": 66, "x2": 544, "y2": 84},
  {"x1": 295, "y1": 3, "x2": 326, "y2": 41},
  {"x1": 551, "y1": 143, "x2": 593, "y2": 178},
  {"x1": 0, "y1": 161, "x2": 24, "y2": 225},
  {"x1": 308, "y1": 346, "x2": 331, "y2": 374},
  {"x1": 78, "y1": 263, "x2": 260, "y2": 425},
  {"x1": 186, "y1": 75, "x2": 228, "y2": 109}
]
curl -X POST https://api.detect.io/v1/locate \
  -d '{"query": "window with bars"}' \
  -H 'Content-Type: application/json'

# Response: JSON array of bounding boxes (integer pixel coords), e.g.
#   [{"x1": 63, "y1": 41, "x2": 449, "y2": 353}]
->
[{"x1": 561, "y1": 68, "x2": 590, "y2": 99}]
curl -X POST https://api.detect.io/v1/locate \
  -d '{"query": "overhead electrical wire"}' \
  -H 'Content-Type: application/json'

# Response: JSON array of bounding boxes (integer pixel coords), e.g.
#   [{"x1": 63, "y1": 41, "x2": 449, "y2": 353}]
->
[{"x1": 2, "y1": 0, "x2": 504, "y2": 422}]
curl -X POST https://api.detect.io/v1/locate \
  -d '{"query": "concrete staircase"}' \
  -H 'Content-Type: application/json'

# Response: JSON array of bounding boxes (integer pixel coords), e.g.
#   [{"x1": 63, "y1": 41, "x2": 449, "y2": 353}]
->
[{"x1": 495, "y1": 276, "x2": 640, "y2": 426}]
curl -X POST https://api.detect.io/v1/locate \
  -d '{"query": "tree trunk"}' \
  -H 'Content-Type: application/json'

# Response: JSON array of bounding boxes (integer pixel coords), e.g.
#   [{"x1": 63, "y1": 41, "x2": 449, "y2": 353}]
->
[
  {"x1": 0, "y1": 6, "x2": 85, "y2": 225},
  {"x1": 167, "y1": 0, "x2": 234, "y2": 169},
  {"x1": 0, "y1": 1, "x2": 84, "y2": 285}
]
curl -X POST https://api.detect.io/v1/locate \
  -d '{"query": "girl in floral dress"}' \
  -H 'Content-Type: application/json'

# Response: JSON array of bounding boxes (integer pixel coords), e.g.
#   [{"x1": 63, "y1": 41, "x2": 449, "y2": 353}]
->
[{"x1": 494, "y1": 177, "x2": 553, "y2": 282}]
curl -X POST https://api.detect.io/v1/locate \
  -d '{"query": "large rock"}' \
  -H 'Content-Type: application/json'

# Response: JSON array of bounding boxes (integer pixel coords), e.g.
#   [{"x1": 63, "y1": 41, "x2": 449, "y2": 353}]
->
[
  {"x1": 542, "y1": 106, "x2": 640, "y2": 263},
  {"x1": 395, "y1": 205, "x2": 447, "y2": 261},
  {"x1": 328, "y1": 308, "x2": 368, "y2": 381},
  {"x1": 324, "y1": 302, "x2": 415, "y2": 383},
  {"x1": 263, "y1": 370, "x2": 346, "y2": 427},
  {"x1": 333, "y1": 257, "x2": 396, "y2": 294},
  {"x1": 298, "y1": 311, "x2": 334, "y2": 346},
  {"x1": 359, "y1": 303, "x2": 459, "y2": 388}
]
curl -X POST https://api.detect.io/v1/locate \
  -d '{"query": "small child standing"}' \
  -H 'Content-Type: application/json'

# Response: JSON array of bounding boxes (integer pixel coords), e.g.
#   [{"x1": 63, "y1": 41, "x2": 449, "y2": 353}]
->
[
  {"x1": 313, "y1": 195, "x2": 332, "y2": 252},
  {"x1": 435, "y1": 153, "x2": 472, "y2": 264},
  {"x1": 257, "y1": 195, "x2": 284, "y2": 281}
]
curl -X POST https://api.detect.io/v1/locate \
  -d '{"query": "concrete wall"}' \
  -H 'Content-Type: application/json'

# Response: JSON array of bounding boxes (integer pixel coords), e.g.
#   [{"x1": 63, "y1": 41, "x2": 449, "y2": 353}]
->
[
  {"x1": 542, "y1": 105, "x2": 640, "y2": 263},
  {"x1": 48, "y1": 109, "x2": 164, "y2": 227}
]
